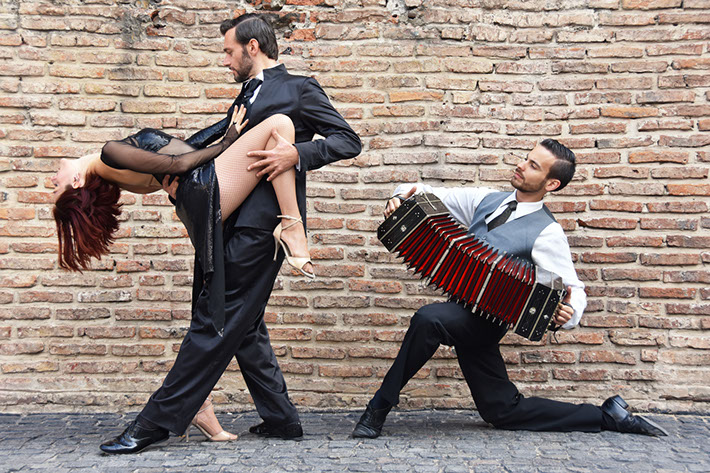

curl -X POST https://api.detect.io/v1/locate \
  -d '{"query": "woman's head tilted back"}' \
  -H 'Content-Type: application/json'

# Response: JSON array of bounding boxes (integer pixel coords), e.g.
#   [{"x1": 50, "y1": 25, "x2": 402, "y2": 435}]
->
[{"x1": 53, "y1": 171, "x2": 121, "y2": 271}]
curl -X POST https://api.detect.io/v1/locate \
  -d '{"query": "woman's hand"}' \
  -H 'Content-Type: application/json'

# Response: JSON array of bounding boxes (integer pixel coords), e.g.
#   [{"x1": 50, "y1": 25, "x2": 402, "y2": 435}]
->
[{"x1": 223, "y1": 104, "x2": 249, "y2": 145}]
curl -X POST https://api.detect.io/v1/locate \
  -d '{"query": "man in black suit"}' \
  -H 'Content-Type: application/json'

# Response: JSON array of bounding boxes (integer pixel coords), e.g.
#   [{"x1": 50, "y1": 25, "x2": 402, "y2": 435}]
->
[{"x1": 101, "y1": 13, "x2": 361, "y2": 454}]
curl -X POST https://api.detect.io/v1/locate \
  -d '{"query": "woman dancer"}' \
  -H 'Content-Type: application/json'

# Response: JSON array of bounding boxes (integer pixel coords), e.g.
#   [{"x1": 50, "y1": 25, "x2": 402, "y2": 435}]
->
[{"x1": 51, "y1": 110, "x2": 311, "y2": 441}]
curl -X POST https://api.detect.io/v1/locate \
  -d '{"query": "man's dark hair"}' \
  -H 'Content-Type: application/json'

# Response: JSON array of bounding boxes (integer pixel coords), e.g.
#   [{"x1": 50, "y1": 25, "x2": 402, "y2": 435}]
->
[
  {"x1": 220, "y1": 14, "x2": 278, "y2": 60},
  {"x1": 540, "y1": 138, "x2": 576, "y2": 192}
]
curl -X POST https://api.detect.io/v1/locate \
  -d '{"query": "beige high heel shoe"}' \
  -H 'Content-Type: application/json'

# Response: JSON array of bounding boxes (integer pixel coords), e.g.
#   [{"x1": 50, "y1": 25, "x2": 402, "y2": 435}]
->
[
  {"x1": 188, "y1": 398, "x2": 238, "y2": 442},
  {"x1": 273, "y1": 214, "x2": 315, "y2": 279}
]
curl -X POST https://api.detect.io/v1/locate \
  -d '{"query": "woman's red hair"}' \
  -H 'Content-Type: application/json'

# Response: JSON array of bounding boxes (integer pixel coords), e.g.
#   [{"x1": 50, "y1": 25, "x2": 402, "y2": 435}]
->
[{"x1": 53, "y1": 172, "x2": 121, "y2": 271}]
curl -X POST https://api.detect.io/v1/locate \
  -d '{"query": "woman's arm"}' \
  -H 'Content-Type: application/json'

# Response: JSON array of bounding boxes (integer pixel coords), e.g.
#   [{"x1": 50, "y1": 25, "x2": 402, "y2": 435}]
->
[
  {"x1": 101, "y1": 120, "x2": 243, "y2": 176},
  {"x1": 101, "y1": 132, "x2": 232, "y2": 175}
]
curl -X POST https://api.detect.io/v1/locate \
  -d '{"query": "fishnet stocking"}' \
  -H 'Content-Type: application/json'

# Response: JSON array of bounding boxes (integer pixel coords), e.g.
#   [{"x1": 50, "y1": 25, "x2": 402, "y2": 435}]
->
[{"x1": 214, "y1": 114, "x2": 296, "y2": 221}]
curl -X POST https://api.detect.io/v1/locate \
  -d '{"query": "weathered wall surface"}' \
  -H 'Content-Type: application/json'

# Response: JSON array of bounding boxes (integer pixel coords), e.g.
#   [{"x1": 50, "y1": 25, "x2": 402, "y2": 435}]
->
[{"x1": 0, "y1": 0, "x2": 708, "y2": 414}]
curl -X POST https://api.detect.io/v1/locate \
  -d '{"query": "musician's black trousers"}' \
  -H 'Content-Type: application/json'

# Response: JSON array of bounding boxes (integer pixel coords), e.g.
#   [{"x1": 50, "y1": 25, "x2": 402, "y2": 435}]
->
[
  {"x1": 138, "y1": 228, "x2": 299, "y2": 435},
  {"x1": 377, "y1": 301, "x2": 602, "y2": 432}
]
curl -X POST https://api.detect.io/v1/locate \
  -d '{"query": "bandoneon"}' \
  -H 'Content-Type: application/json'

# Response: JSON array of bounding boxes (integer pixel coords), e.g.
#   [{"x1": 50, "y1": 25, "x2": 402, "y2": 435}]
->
[{"x1": 377, "y1": 193, "x2": 566, "y2": 342}]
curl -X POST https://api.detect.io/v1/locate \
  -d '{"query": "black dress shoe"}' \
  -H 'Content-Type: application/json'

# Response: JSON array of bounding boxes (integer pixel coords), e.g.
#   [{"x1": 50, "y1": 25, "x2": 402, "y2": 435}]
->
[
  {"x1": 99, "y1": 420, "x2": 169, "y2": 454},
  {"x1": 352, "y1": 402, "x2": 392, "y2": 439},
  {"x1": 249, "y1": 420, "x2": 303, "y2": 440},
  {"x1": 601, "y1": 395, "x2": 668, "y2": 437}
]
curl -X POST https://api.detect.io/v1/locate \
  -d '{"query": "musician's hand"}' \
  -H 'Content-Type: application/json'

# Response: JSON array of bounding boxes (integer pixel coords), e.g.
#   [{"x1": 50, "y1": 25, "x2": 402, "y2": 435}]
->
[
  {"x1": 162, "y1": 175, "x2": 179, "y2": 200},
  {"x1": 554, "y1": 285, "x2": 573, "y2": 326},
  {"x1": 384, "y1": 186, "x2": 416, "y2": 218},
  {"x1": 246, "y1": 129, "x2": 298, "y2": 181}
]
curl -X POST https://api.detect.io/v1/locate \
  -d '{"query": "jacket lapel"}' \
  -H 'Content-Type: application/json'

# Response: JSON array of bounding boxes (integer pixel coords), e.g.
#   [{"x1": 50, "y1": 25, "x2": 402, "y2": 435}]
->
[{"x1": 247, "y1": 64, "x2": 287, "y2": 127}]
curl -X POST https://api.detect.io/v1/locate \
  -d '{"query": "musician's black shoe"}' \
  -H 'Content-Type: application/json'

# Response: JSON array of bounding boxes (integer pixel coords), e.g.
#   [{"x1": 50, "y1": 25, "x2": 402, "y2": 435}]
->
[
  {"x1": 99, "y1": 420, "x2": 169, "y2": 454},
  {"x1": 249, "y1": 420, "x2": 303, "y2": 440},
  {"x1": 352, "y1": 402, "x2": 392, "y2": 439},
  {"x1": 601, "y1": 395, "x2": 668, "y2": 437}
]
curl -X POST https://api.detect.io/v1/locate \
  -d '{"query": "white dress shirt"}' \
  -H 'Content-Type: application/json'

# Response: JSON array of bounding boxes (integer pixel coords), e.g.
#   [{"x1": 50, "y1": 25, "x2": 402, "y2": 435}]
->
[{"x1": 392, "y1": 183, "x2": 587, "y2": 329}]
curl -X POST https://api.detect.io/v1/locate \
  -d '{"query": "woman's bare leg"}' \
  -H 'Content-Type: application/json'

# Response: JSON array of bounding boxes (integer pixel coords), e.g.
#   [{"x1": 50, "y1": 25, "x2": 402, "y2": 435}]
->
[{"x1": 214, "y1": 114, "x2": 312, "y2": 273}]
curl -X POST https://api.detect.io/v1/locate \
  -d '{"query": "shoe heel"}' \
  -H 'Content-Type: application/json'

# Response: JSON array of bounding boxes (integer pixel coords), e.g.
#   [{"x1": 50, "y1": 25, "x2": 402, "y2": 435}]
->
[
  {"x1": 273, "y1": 234, "x2": 279, "y2": 261},
  {"x1": 612, "y1": 395, "x2": 628, "y2": 409}
]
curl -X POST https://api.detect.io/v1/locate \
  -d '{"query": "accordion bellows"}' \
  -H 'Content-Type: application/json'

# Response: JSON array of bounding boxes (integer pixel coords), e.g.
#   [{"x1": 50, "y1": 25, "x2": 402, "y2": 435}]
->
[{"x1": 377, "y1": 193, "x2": 566, "y2": 342}]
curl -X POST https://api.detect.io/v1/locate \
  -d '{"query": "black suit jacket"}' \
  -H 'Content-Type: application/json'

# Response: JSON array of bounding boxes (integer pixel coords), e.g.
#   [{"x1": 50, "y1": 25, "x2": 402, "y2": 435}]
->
[{"x1": 186, "y1": 64, "x2": 362, "y2": 232}]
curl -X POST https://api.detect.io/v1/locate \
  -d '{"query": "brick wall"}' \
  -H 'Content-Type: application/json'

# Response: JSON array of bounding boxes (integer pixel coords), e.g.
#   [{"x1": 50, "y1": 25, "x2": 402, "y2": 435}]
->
[{"x1": 1, "y1": 0, "x2": 708, "y2": 415}]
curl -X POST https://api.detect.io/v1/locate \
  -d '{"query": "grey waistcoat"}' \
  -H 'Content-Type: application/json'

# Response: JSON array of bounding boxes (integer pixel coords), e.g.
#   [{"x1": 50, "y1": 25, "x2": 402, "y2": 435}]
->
[{"x1": 468, "y1": 192, "x2": 557, "y2": 263}]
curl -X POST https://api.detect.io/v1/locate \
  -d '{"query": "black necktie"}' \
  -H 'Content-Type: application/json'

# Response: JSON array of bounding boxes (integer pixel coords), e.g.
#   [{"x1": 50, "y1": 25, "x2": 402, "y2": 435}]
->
[
  {"x1": 237, "y1": 78, "x2": 262, "y2": 119},
  {"x1": 487, "y1": 200, "x2": 517, "y2": 231}
]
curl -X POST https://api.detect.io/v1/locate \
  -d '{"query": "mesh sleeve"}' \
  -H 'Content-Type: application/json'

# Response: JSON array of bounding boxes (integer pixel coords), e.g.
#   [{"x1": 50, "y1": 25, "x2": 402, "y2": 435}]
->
[{"x1": 100, "y1": 135, "x2": 230, "y2": 176}]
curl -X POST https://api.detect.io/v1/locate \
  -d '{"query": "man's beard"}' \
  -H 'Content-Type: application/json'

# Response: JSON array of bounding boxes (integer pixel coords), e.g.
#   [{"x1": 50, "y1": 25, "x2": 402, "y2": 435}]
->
[
  {"x1": 510, "y1": 174, "x2": 546, "y2": 193},
  {"x1": 234, "y1": 47, "x2": 253, "y2": 83}
]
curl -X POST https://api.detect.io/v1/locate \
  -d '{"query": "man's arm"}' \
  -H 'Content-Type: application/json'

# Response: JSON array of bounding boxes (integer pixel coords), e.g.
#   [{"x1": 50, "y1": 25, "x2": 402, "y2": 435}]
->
[
  {"x1": 247, "y1": 78, "x2": 362, "y2": 178},
  {"x1": 389, "y1": 183, "x2": 496, "y2": 228},
  {"x1": 532, "y1": 224, "x2": 587, "y2": 329},
  {"x1": 294, "y1": 77, "x2": 362, "y2": 171}
]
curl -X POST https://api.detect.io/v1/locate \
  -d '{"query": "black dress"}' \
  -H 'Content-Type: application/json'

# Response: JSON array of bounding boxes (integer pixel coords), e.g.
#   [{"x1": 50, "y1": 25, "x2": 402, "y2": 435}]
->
[{"x1": 101, "y1": 128, "x2": 234, "y2": 335}]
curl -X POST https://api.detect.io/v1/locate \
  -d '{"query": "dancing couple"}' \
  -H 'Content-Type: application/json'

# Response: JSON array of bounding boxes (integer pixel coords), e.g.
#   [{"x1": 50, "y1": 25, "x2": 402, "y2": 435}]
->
[{"x1": 52, "y1": 14, "x2": 361, "y2": 453}]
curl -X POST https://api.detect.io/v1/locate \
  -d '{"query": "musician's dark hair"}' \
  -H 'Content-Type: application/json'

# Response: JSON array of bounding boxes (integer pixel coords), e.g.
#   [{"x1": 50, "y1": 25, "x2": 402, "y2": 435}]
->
[
  {"x1": 540, "y1": 138, "x2": 575, "y2": 192},
  {"x1": 220, "y1": 14, "x2": 278, "y2": 60}
]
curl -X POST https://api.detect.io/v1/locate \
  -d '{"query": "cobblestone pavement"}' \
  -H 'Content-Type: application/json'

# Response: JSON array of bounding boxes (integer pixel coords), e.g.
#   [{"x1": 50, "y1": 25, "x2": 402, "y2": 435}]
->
[{"x1": 0, "y1": 409, "x2": 707, "y2": 472}]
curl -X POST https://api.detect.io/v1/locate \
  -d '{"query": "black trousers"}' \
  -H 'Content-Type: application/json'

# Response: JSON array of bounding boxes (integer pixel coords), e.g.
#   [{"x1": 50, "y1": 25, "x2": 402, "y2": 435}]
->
[
  {"x1": 139, "y1": 227, "x2": 299, "y2": 434},
  {"x1": 378, "y1": 301, "x2": 602, "y2": 432}
]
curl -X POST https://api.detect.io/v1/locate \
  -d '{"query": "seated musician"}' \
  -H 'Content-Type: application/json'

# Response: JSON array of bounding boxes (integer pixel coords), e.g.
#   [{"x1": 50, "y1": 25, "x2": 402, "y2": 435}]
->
[{"x1": 352, "y1": 139, "x2": 667, "y2": 439}]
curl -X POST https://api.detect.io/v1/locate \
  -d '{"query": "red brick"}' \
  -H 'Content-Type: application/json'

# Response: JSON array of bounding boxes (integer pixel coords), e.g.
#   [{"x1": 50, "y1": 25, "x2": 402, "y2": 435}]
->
[
  {"x1": 580, "y1": 252, "x2": 637, "y2": 264},
  {"x1": 666, "y1": 303, "x2": 710, "y2": 316},
  {"x1": 115, "y1": 309, "x2": 171, "y2": 321},
  {"x1": 608, "y1": 182, "x2": 665, "y2": 196},
  {"x1": 663, "y1": 270, "x2": 710, "y2": 284},
  {"x1": 521, "y1": 350, "x2": 577, "y2": 364},
  {"x1": 666, "y1": 236, "x2": 710, "y2": 248},
  {"x1": 79, "y1": 327, "x2": 136, "y2": 339},
  {"x1": 291, "y1": 346, "x2": 346, "y2": 360},
  {"x1": 600, "y1": 106, "x2": 658, "y2": 118},
  {"x1": 19, "y1": 291, "x2": 73, "y2": 303},
  {"x1": 628, "y1": 150, "x2": 688, "y2": 164},
  {"x1": 601, "y1": 268, "x2": 661, "y2": 281},
  {"x1": 553, "y1": 369, "x2": 609, "y2": 381},
  {"x1": 315, "y1": 329, "x2": 370, "y2": 342},
  {"x1": 319, "y1": 365, "x2": 373, "y2": 378},
  {"x1": 1, "y1": 361, "x2": 59, "y2": 374},
  {"x1": 63, "y1": 362, "x2": 124, "y2": 374},
  {"x1": 0, "y1": 341, "x2": 44, "y2": 355},
  {"x1": 638, "y1": 119, "x2": 694, "y2": 131},
  {"x1": 640, "y1": 218, "x2": 698, "y2": 230},
  {"x1": 651, "y1": 167, "x2": 708, "y2": 179},
  {"x1": 667, "y1": 183, "x2": 710, "y2": 196},
  {"x1": 640, "y1": 253, "x2": 700, "y2": 266},
  {"x1": 580, "y1": 315, "x2": 636, "y2": 328},
  {"x1": 606, "y1": 236, "x2": 664, "y2": 247},
  {"x1": 348, "y1": 346, "x2": 405, "y2": 359},
  {"x1": 111, "y1": 344, "x2": 165, "y2": 356},
  {"x1": 639, "y1": 287, "x2": 697, "y2": 299},
  {"x1": 578, "y1": 218, "x2": 637, "y2": 230},
  {"x1": 342, "y1": 313, "x2": 399, "y2": 326},
  {"x1": 49, "y1": 343, "x2": 107, "y2": 356}
]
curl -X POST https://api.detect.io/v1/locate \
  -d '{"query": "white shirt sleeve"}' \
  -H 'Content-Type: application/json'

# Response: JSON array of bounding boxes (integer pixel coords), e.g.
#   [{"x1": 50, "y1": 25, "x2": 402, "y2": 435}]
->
[
  {"x1": 532, "y1": 222, "x2": 587, "y2": 329},
  {"x1": 392, "y1": 183, "x2": 496, "y2": 227}
]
